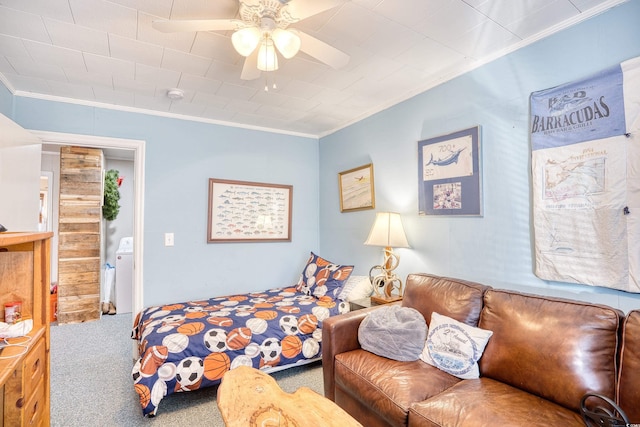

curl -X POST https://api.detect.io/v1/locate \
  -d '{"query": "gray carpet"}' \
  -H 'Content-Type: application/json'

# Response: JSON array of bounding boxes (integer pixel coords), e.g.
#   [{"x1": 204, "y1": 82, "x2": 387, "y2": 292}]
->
[{"x1": 50, "y1": 314, "x2": 325, "y2": 426}]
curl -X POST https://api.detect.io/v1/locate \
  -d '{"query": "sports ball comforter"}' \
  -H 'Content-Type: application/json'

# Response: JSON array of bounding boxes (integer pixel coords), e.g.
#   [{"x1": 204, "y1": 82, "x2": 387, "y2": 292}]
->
[{"x1": 131, "y1": 286, "x2": 350, "y2": 416}]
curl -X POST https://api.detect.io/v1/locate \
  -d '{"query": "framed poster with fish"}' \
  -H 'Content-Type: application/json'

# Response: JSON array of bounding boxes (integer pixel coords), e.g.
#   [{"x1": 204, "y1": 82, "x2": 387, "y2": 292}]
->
[
  {"x1": 338, "y1": 163, "x2": 375, "y2": 212},
  {"x1": 418, "y1": 126, "x2": 482, "y2": 216},
  {"x1": 207, "y1": 178, "x2": 292, "y2": 242}
]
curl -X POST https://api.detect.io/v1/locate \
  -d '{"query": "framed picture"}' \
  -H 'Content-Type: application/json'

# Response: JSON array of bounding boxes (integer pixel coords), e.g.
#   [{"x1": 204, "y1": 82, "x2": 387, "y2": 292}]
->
[
  {"x1": 418, "y1": 126, "x2": 482, "y2": 216},
  {"x1": 338, "y1": 163, "x2": 375, "y2": 212},
  {"x1": 207, "y1": 178, "x2": 292, "y2": 243}
]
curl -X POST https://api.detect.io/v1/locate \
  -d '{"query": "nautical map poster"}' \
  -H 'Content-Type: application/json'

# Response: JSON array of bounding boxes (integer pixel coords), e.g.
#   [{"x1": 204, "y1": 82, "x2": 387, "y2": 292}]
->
[
  {"x1": 530, "y1": 55, "x2": 640, "y2": 292},
  {"x1": 418, "y1": 126, "x2": 482, "y2": 216}
]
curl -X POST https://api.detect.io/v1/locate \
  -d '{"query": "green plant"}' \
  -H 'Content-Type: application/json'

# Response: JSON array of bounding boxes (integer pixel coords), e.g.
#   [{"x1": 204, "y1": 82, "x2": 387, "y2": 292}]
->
[{"x1": 103, "y1": 169, "x2": 121, "y2": 221}]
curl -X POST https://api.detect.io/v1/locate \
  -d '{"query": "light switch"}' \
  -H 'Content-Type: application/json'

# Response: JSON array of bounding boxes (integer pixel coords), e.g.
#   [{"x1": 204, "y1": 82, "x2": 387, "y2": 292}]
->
[{"x1": 164, "y1": 232, "x2": 174, "y2": 246}]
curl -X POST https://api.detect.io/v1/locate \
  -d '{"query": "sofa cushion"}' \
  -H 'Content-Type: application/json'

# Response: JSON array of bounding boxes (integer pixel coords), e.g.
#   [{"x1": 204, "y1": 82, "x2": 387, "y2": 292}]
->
[
  {"x1": 478, "y1": 289, "x2": 623, "y2": 413},
  {"x1": 408, "y1": 378, "x2": 584, "y2": 427},
  {"x1": 402, "y1": 274, "x2": 489, "y2": 327},
  {"x1": 358, "y1": 305, "x2": 426, "y2": 361},
  {"x1": 617, "y1": 309, "x2": 640, "y2": 422},
  {"x1": 420, "y1": 312, "x2": 493, "y2": 379},
  {"x1": 334, "y1": 349, "x2": 461, "y2": 427}
]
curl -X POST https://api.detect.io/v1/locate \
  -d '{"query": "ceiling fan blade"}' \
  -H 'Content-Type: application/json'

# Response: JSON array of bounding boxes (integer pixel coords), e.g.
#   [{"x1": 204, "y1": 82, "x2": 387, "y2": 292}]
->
[
  {"x1": 241, "y1": 49, "x2": 261, "y2": 80},
  {"x1": 281, "y1": 0, "x2": 343, "y2": 22},
  {"x1": 152, "y1": 19, "x2": 241, "y2": 33},
  {"x1": 296, "y1": 31, "x2": 349, "y2": 69}
]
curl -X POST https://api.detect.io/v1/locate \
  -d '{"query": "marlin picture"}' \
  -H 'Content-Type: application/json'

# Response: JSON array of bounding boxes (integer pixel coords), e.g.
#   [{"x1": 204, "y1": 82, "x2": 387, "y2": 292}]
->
[{"x1": 425, "y1": 147, "x2": 466, "y2": 167}]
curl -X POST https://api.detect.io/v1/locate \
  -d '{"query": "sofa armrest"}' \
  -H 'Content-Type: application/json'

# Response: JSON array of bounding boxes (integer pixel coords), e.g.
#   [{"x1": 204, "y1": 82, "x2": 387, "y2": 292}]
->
[{"x1": 322, "y1": 307, "x2": 375, "y2": 400}]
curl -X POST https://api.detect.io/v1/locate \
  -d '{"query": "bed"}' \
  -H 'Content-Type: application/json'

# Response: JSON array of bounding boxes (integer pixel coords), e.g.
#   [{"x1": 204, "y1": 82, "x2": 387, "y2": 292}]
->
[{"x1": 131, "y1": 252, "x2": 371, "y2": 416}]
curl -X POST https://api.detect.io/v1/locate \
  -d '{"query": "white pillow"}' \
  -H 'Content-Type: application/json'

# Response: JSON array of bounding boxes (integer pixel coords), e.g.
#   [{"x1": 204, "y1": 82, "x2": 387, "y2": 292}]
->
[
  {"x1": 338, "y1": 275, "x2": 373, "y2": 301},
  {"x1": 420, "y1": 312, "x2": 493, "y2": 379}
]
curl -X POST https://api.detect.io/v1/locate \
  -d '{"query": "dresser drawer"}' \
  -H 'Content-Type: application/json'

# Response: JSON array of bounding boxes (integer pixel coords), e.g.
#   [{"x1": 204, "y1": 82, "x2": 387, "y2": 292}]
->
[
  {"x1": 22, "y1": 336, "x2": 46, "y2": 399},
  {"x1": 23, "y1": 377, "x2": 46, "y2": 426}
]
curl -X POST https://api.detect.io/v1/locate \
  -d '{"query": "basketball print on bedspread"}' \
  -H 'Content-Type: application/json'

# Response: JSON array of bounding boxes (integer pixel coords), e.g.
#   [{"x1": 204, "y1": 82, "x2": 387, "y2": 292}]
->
[
  {"x1": 135, "y1": 383, "x2": 151, "y2": 408},
  {"x1": 254, "y1": 310, "x2": 278, "y2": 320},
  {"x1": 131, "y1": 284, "x2": 350, "y2": 416},
  {"x1": 185, "y1": 310, "x2": 207, "y2": 319},
  {"x1": 282, "y1": 335, "x2": 303, "y2": 359},
  {"x1": 203, "y1": 352, "x2": 231, "y2": 381},
  {"x1": 177, "y1": 321, "x2": 204, "y2": 336}
]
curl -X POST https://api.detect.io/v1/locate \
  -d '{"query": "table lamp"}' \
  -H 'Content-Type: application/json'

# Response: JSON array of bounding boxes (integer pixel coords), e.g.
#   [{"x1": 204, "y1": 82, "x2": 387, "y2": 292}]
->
[{"x1": 364, "y1": 212, "x2": 410, "y2": 303}]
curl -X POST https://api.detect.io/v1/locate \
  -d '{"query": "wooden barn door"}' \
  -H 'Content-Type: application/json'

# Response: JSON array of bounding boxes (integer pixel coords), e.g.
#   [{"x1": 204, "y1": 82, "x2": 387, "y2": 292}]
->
[{"x1": 57, "y1": 146, "x2": 103, "y2": 324}]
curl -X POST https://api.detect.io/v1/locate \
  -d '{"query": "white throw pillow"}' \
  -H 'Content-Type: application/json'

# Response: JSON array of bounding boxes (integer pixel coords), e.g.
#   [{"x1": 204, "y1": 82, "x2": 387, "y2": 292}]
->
[
  {"x1": 420, "y1": 312, "x2": 493, "y2": 379},
  {"x1": 338, "y1": 275, "x2": 373, "y2": 301}
]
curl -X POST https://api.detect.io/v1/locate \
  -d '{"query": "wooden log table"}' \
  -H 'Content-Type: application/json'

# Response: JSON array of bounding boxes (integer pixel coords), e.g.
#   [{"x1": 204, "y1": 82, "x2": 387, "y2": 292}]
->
[{"x1": 217, "y1": 366, "x2": 362, "y2": 427}]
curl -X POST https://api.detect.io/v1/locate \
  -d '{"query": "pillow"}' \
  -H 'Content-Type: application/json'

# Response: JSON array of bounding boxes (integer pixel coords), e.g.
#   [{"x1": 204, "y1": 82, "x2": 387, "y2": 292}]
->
[
  {"x1": 420, "y1": 312, "x2": 493, "y2": 379},
  {"x1": 338, "y1": 275, "x2": 373, "y2": 301},
  {"x1": 295, "y1": 252, "x2": 353, "y2": 299},
  {"x1": 358, "y1": 305, "x2": 426, "y2": 361}
]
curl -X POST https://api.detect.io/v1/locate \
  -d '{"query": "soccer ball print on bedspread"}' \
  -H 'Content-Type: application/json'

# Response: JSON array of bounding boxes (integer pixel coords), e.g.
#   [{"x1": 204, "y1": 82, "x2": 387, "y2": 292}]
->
[{"x1": 131, "y1": 286, "x2": 350, "y2": 416}]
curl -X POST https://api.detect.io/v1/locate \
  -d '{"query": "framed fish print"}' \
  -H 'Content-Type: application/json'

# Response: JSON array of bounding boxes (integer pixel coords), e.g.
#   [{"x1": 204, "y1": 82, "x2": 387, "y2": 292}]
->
[
  {"x1": 338, "y1": 163, "x2": 375, "y2": 212},
  {"x1": 418, "y1": 126, "x2": 482, "y2": 216},
  {"x1": 207, "y1": 178, "x2": 292, "y2": 242}
]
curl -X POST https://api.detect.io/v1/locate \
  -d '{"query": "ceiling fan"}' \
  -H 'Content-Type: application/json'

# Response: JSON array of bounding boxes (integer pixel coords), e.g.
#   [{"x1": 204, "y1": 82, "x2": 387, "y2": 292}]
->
[{"x1": 152, "y1": 0, "x2": 350, "y2": 80}]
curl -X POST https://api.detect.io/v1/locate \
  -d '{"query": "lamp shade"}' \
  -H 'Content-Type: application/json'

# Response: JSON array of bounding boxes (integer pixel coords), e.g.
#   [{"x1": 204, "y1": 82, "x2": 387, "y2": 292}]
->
[
  {"x1": 364, "y1": 212, "x2": 410, "y2": 248},
  {"x1": 231, "y1": 27, "x2": 261, "y2": 57},
  {"x1": 272, "y1": 28, "x2": 301, "y2": 59},
  {"x1": 257, "y1": 38, "x2": 279, "y2": 71}
]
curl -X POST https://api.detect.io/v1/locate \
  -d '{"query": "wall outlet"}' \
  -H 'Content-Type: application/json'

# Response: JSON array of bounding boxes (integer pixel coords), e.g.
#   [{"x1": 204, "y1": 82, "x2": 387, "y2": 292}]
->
[{"x1": 164, "y1": 232, "x2": 174, "y2": 247}]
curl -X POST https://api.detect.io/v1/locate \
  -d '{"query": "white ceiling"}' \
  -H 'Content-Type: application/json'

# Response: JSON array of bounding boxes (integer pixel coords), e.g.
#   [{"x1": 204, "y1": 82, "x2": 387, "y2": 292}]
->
[{"x1": 0, "y1": 0, "x2": 628, "y2": 138}]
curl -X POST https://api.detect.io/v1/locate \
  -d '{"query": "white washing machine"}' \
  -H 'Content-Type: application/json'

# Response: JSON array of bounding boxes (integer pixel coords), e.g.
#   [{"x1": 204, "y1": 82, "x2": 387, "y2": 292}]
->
[{"x1": 115, "y1": 237, "x2": 133, "y2": 314}]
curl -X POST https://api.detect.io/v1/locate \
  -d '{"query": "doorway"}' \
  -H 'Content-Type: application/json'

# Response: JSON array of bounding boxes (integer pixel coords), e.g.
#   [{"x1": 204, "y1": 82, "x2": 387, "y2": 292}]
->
[
  {"x1": 33, "y1": 130, "x2": 145, "y2": 322},
  {"x1": 39, "y1": 171, "x2": 53, "y2": 233}
]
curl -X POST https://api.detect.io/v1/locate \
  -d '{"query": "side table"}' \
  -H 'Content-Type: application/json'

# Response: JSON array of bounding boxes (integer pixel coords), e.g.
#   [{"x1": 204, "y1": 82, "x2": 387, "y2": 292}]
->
[{"x1": 349, "y1": 296, "x2": 402, "y2": 311}]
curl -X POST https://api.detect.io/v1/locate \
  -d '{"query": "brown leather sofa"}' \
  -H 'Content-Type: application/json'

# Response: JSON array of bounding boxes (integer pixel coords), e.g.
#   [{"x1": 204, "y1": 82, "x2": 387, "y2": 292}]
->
[{"x1": 323, "y1": 273, "x2": 638, "y2": 426}]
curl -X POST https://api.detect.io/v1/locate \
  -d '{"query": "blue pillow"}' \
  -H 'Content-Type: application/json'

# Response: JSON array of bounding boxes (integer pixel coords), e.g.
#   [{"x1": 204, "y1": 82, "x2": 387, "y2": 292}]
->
[{"x1": 295, "y1": 252, "x2": 353, "y2": 299}]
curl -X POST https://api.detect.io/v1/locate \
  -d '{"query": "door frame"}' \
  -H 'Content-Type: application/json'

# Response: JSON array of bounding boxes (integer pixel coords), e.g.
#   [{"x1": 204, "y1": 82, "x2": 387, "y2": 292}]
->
[{"x1": 31, "y1": 130, "x2": 146, "y2": 320}]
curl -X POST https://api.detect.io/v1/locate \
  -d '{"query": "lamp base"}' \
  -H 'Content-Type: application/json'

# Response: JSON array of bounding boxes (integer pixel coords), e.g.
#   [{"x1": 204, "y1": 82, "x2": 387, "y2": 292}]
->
[{"x1": 370, "y1": 295, "x2": 403, "y2": 305}]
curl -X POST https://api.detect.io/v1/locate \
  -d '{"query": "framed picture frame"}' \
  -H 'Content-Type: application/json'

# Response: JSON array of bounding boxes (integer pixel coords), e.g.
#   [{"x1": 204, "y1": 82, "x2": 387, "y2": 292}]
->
[
  {"x1": 207, "y1": 178, "x2": 292, "y2": 243},
  {"x1": 338, "y1": 163, "x2": 375, "y2": 212},
  {"x1": 418, "y1": 126, "x2": 482, "y2": 216}
]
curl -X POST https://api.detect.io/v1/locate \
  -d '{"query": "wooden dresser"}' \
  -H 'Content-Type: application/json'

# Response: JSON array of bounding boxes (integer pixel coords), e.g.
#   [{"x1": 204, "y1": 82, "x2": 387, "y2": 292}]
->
[{"x1": 0, "y1": 232, "x2": 52, "y2": 426}]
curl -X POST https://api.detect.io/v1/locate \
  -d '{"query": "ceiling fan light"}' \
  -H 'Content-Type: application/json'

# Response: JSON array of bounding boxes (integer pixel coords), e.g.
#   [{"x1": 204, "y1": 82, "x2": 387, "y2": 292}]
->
[
  {"x1": 272, "y1": 28, "x2": 301, "y2": 59},
  {"x1": 257, "y1": 39, "x2": 278, "y2": 72},
  {"x1": 231, "y1": 27, "x2": 261, "y2": 57}
]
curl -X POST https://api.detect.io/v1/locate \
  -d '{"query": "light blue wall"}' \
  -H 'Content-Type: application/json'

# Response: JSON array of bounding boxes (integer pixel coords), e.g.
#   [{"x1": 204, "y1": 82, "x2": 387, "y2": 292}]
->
[
  {"x1": 318, "y1": 0, "x2": 640, "y2": 312},
  {"x1": 2, "y1": 0, "x2": 639, "y2": 311},
  {"x1": 0, "y1": 82, "x2": 12, "y2": 117},
  {"x1": 8, "y1": 97, "x2": 319, "y2": 307}
]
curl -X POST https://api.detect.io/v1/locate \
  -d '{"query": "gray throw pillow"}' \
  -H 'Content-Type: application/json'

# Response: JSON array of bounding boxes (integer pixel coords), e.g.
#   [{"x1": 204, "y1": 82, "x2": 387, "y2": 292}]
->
[{"x1": 358, "y1": 305, "x2": 427, "y2": 361}]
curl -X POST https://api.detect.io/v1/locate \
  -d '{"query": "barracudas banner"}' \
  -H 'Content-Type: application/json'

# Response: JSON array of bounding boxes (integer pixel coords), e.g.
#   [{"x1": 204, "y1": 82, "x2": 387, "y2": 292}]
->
[{"x1": 530, "y1": 56, "x2": 640, "y2": 292}]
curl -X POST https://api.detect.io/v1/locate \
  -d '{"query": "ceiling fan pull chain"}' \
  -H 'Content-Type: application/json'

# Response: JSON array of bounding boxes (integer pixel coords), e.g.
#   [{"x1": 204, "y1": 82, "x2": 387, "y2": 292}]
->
[{"x1": 263, "y1": 74, "x2": 277, "y2": 92}]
